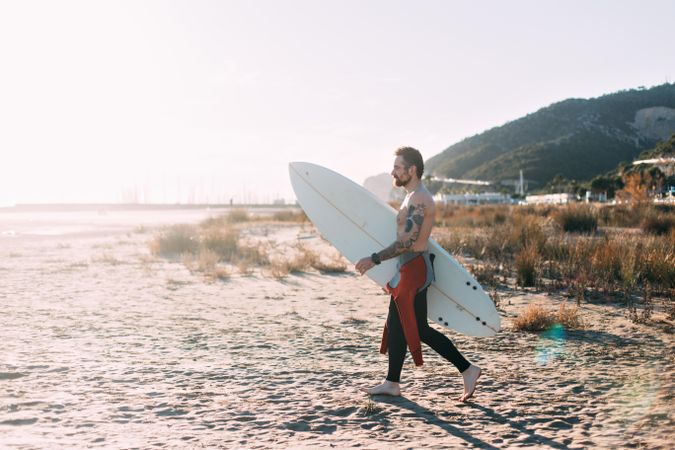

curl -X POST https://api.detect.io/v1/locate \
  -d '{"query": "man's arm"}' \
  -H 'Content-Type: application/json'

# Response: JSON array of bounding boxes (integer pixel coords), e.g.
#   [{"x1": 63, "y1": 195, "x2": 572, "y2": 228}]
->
[{"x1": 355, "y1": 195, "x2": 434, "y2": 275}]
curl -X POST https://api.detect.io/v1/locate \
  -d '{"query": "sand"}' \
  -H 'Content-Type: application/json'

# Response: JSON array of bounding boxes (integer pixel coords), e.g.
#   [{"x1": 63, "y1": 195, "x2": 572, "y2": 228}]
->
[{"x1": 1, "y1": 210, "x2": 673, "y2": 449}]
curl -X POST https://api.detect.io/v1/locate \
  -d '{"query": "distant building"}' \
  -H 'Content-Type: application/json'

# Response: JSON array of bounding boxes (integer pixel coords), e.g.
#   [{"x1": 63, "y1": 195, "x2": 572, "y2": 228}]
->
[
  {"x1": 585, "y1": 191, "x2": 607, "y2": 203},
  {"x1": 434, "y1": 192, "x2": 512, "y2": 205},
  {"x1": 526, "y1": 193, "x2": 576, "y2": 205}
]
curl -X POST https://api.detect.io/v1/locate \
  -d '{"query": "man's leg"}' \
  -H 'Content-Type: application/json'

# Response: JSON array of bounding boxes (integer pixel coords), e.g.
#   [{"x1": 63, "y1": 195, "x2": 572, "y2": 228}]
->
[
  {"x1": 414, "y1": 289, "x2": 482, "y2": 402},
  {"x1": 367, "y1": 298, "x2": 406, "y2": 396}
]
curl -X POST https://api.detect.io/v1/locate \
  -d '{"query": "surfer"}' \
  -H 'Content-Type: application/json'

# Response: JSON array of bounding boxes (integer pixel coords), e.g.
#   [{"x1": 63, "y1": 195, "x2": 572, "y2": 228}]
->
[{"x1": 355, "y1": 147, "x2": 482, "y2": 402}]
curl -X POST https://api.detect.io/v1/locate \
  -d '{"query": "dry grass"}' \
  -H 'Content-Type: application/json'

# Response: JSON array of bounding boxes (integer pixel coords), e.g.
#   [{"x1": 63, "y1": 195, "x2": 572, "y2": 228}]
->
[
  {"x1": 512, "y1": 303, "x2": 583, "y2": 332},
  {"x1": 515, "y1": 245, "x2": 539, "y2": 287},
  {"x1": 641, "y1": 213, "x2": 675, "y2": 235},
  {"x1": 263, "y1": 245, "x2": 347, "y2": 278},
  {"x1": 436, "y1": 204, "x2": 508, "y2": 228},
  {"x1": 199, "y1": 208, "x2": 307, "y2": 227},
  {"x1": 360, "y1": 400, "x2": 382, "y2": 416},
  {"x1": 271, "y1": 209, "x2": 307, "y2": 222},
  {"x1": 182, "y1": 249, "x2": 230, "y2": 281},
  {"x1": 149, "y1": 225, "x2": 199, "y2": 258},
  {"x1": 267, "y1": 249, "x2": 316, "y2": 279},
  {"x1": 556, "y1": 303, "x2": 584, "y2": 329},
  {"x1": 150, "y1": 220, "x2": 270, "y2": 279},
  {"x1": 200, "y1": 228, "x2": 239, "y2": 260},
  {"x1": 311, "y1": 254, "x2": 348, "y2": 273},
  {"x1": 553, "y1": 204, "x2": 598, "y2": 234},
  {"x1": 93, "y1": 252, "x2": 124, "y2": 266},
  {"x1": 436, "y1": 204, "x2": 675, "y2": 296},
  {"x1": 512, "y1": 304, "x2": 555, "y2": 332},
  {"x1": 513, "y1": 303, "x2": 584, "y2": 332}
]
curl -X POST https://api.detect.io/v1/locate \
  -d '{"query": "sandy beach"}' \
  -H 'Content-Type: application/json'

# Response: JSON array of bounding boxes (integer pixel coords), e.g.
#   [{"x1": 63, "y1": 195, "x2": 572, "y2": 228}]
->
[{"x1": 1, "y1": 209, "x2": 673, "y2": 449}]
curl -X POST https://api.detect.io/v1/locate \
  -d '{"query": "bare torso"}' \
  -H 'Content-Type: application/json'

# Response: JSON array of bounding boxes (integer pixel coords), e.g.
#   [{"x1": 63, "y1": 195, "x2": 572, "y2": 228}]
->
[{"x1": 395, "y1": 186, "x2": 435, "y2": 253}]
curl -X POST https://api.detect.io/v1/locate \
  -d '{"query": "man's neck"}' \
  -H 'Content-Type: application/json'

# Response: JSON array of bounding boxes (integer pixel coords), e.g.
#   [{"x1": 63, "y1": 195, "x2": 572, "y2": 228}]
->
[{"x1": 404, "y1": 178, "x2": 422, "y2": 194}]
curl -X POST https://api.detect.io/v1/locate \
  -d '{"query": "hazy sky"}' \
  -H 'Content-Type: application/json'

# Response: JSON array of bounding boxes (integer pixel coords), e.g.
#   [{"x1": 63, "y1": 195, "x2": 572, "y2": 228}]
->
[{"x1": 1, "y1": 0, "x2": 674, "y2": 205}]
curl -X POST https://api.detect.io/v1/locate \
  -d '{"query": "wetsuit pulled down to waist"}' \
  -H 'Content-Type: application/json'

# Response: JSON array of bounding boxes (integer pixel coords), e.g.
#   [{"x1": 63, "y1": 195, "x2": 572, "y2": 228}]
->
[{"x1": 380, "y1": 252, "x2": 434, "y2": 366}]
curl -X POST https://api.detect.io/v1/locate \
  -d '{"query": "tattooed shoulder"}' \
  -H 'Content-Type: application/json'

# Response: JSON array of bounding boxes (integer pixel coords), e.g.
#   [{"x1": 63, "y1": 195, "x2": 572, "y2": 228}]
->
[{"x1": 404, "y1": 203, "x2": 426, "y2": 233}]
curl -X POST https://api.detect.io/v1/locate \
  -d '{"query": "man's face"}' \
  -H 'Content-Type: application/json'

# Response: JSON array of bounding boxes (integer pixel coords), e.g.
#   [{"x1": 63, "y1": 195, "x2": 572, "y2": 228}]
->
[{"x1": 391, "y1": 156, "x2": 413, "y2": 187}]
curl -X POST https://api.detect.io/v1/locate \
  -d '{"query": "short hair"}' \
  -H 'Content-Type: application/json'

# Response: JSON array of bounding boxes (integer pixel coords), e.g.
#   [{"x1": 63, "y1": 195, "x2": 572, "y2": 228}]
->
[{"x1": 395, "y1": 146, "x2": 424, "y2": 178}]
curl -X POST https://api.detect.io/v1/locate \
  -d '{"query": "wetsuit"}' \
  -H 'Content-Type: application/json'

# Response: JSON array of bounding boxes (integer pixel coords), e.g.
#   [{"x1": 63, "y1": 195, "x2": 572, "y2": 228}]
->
[{"x1": 381, "y1": 251, "x2": 470, "y2": 382}]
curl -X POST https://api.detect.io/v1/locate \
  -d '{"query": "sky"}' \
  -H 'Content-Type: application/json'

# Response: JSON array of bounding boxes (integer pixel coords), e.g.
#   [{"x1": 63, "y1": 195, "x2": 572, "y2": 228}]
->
[{"x1": 1, "y1": 0, "x2": 674, "y2": 206}]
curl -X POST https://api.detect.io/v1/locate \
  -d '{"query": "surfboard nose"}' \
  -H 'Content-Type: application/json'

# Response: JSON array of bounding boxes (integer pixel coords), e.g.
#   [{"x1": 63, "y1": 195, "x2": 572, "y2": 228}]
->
[{"x1": 289, "y1": 161, "x2": 315, "y2": 177}]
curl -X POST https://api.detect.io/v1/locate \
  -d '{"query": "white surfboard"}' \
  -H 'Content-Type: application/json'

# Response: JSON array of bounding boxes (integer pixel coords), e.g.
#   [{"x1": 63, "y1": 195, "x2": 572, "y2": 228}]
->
[{"x1": 289, "y1": 162, "x2": 501, "y2": 337}]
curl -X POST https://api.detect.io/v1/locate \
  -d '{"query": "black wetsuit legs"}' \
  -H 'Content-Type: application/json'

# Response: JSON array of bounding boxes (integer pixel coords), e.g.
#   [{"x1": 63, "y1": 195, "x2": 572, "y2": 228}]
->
[{"x1": 385, "y1": 288, "x2": 471, "y2": 383}]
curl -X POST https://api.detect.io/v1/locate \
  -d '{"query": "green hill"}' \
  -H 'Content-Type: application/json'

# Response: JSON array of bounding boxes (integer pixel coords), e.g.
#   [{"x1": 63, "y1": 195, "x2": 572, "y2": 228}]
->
[{"x1": 426, "y1": 84, "x2": 675, "y2": 187}]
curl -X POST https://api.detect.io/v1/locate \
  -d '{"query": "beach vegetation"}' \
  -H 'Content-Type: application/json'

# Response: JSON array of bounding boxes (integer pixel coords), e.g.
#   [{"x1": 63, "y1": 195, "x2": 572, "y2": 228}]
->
[
  {"x1": 226, "y1": 208, "x2": 251, "y2": 223},
  {"x1": 515, "y1": 245, "x2": 539, "y2": 287},
  {"x1": 149, "y1": 224, "x2": 199, "y2": 257},
  {"x1": 311, "y1": 254, "x2": 348, "y2": 273},
  {"x1": 271, "y1": 209, "x2": 308, "y2": 222},
  {"x1": 94, "y1": 252, "x2": 124, "y2": 265},
  {"x1": 360, "y1": 400, "x2": 382, "y2": 416},
  {"x1": 512, "y1": 303, "x2": 555, "y2": 331},
  {"x1": 553, "y1": 204, "x2": 598, "y2": 233},
  {"x1": 556, "y1": 303, "x2": 584, "y2": 329},
  {"x1": 513, "y1": 303, "x2": 583, "y2": 332},
  {"x1": 437, "y1": 202, "x2": 674, "y2": 323},
  {"x1": 640, "y1": 213, "x2": 675, "y2": 235}
]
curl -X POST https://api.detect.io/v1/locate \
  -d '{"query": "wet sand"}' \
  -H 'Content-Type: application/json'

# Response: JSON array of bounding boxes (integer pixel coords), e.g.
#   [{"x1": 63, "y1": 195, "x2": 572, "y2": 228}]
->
[{"x1": 1, "y1": 213, "x2": 673, "y2": 448}]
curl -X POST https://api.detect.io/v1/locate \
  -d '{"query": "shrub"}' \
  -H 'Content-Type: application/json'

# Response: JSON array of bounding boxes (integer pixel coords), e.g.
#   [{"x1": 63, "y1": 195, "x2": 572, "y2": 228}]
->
[
  {"x1": 515, "y1": 245, "x2": 539, "y2": 287},
  {"x1": 201, "y1": 228, "x2": 239, "y2": 260},
  {"x1": 502, "y1": 214, "x2": 548, "y2": 254},
  {"x1": 312, "y1": 255, "x2": 348, "y2": 273},
  {"x1": 554, "y1": 205, "x2": 598, "y2": 233},
  {"x1": 641, "y1": 214, "x2": 674, "y2": 235},
  {"x1": 149, "y1": 225, "x2": 199, "y2": 257},
  {"x1": 556, "y1": 304, "x2": 583, "y2": 329},
  {"x1": 513, "y1": 304, "x2": 554, "y2": 331}
]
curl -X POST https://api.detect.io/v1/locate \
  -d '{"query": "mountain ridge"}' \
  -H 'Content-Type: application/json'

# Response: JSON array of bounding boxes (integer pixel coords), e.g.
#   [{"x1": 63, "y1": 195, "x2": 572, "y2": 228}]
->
[{"x1": 426, "y1": 83, "x2": 675, "y2": 186}]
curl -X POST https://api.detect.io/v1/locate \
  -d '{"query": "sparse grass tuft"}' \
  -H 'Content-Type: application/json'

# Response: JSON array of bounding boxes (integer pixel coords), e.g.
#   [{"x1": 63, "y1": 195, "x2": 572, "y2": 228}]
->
[
  {"x1": 94, "y1": 253, "x2": 123, "y2": 265},
  {"x1": 556, "y1": 303, "x2": 584, "y2": 329},
  {"x1": 182, "y1": 249, "x2": 230, "y2": 281},
  {"x1": 360, "y1": 400, "x2": 382, "y2": 416},
  {"x1": 513, "y1": 302, "x2": 584, "y2": 332},
  {"x1": 200, "y1": 228, "x2": 239, "y2": 260},
  {"x1": 149, "y1": 225, "x2": 199, "y2": 257},
  {"x1": 226, "y1": 209, "x2": 251, "y2": 223},
  {"x1": 272, "y1": 209, "x2": 307, "y2": 222},
  {"x1": 512, "y1": 304, "x2": 555, "y2": 332}
]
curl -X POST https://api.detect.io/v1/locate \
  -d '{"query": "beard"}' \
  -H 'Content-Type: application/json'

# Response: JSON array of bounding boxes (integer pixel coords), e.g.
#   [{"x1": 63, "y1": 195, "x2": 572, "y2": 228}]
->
[{"x1": 393, "y1": 175, "x2": 410, "y2": 187}]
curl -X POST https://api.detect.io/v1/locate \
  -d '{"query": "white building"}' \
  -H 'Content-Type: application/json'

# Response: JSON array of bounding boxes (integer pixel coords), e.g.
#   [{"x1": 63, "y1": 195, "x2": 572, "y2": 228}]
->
[
  {"x1": 434, "y1": 192, "x2": 512, "y2": 205},
  {"x1": 525, "y1": 193, "x2": 576, "y2": 204}
]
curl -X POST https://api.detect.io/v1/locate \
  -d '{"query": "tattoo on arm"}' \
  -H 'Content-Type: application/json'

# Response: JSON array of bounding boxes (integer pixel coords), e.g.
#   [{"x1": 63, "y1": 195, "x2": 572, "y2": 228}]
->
[{"x1": 376, "y1": 203, "x2": 427, "y2": 262}]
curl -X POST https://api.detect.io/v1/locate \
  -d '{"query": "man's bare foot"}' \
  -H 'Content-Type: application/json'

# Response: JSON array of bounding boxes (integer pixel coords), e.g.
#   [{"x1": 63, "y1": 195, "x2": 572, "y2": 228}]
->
[
  {"x1": 364, "y1": 380, "x2": 401, "y2": 396},
  {"x1": 459, "y1": 365, "x2": 482, "y2": 402}
]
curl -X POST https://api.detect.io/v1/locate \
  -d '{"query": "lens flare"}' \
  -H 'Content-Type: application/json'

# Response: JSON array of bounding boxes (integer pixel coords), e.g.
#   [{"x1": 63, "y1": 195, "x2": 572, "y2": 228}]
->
[{"x1": 535, "y1": 323, "x2": 566, "y2": 365}]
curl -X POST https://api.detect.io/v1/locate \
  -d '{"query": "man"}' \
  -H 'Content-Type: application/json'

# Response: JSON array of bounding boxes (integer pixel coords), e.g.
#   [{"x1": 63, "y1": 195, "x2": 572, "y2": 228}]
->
[{"x1": 355, "y1": 147, "x2": 482, "y2": 402}]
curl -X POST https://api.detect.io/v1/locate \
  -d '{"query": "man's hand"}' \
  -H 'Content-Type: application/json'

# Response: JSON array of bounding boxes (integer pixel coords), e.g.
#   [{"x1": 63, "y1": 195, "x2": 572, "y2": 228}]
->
[{"x1": 355, "y1": 256, "x2": 376, "y2": 275}]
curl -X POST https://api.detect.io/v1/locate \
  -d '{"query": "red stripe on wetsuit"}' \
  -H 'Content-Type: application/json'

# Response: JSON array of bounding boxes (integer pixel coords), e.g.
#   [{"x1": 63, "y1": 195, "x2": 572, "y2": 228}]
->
[{"x1": 379, "y1": 255, "x2": 427, "y2": 366}]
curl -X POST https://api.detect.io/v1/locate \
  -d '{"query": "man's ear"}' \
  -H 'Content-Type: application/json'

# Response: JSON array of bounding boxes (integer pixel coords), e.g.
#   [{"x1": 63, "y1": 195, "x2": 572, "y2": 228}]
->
[{"x1": 409, "y1": 165, "x2": 417, "y2": 178}]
